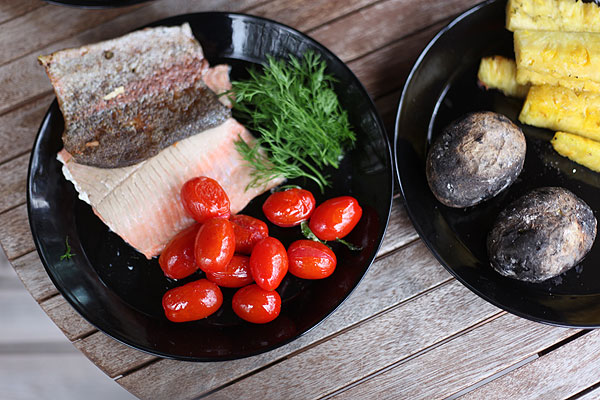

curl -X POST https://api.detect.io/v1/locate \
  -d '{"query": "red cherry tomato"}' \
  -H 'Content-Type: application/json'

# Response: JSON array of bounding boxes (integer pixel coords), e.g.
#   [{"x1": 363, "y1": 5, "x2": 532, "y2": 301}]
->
[
  {"x1": 158, "y1": 224, "x2": 201, "y2": 280},
  {"x1": 262, "y1": 188, "x2": 316, "y2": 227},
  {"x1": 249, "y1": 237, "x2": 288, "y2": 291},
  {"x1": 287, "y1": 240, "x2": 337, "y2": 279},
  {"x1": 309, "y1": 196, "x2": 362, "y2": 241},
  {"x1": 181, "y1": 176, "x2": 231, "y2": 223},
  {"x1": 232, "y1": 284, "x2": 281, "y2": 324},
  {"x1": 205, "y1": 255, "x2": 254, "y2": 288},
  {"x1": 162, "y1": 279, "x2": 223, "y2": 322},
  {"x1": 194, "y1": 217, "x2": 235, "y2": 274},
  {"x1": 230, "y1": 214, "x2": 269, "y2": 255}
]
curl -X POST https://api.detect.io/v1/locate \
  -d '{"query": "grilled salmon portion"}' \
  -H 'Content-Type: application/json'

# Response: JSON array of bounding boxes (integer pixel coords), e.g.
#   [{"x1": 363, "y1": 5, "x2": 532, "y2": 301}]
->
[
  {"x1": 40, "y1": 23, "x2": 230, "y2": 168},
  {"x1": 58, "y1": 118, "x2": 284, "y2": 259}
]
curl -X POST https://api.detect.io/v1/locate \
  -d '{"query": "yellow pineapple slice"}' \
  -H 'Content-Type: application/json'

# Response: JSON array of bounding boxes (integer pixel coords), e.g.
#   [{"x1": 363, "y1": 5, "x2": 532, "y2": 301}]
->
[
  {"x1": 551, "y1": 131, "x2": 600, "y2": 172},
  {"x1": 519, "y1": 85, "x2": 600, "y2": 141},
  {"x1": 507, "y1": 0, "x2": 600, "y2": 33},
  {"x1": 514, "y1": 30, "x2": 600, "y2": 92},
  {"x1": 477, "y1": 56, "x2": 529, "y2": 98}
]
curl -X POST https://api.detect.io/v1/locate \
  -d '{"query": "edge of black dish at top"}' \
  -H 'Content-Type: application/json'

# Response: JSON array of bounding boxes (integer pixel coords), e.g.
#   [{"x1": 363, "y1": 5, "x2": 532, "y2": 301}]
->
[
  {"x1": 27, "y1": 12, "x2": 394, "y2": 361},
  {"x1": 395, "y1": 0, "x2": 600, "y2": 328}
]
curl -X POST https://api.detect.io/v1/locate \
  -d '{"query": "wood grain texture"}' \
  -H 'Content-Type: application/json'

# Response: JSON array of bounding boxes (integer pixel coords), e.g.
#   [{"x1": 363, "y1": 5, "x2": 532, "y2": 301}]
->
[
  {"x1": 348, "y1": 19, "x2": 446, "y2": 100},
  {"x1": 39, "y1": 295, "x2": 96, "y2": 341},
  {"x1": 73, "y1": 332, "x2": 157, "y2": 379},
  {"x1": 0, "y1": 94, "x2": 53, "y2": 164},
  {"x1": 330, "y1": 314, "x2": 579, "y2": 399},
  {"x1": 0, "y1": 153, "x2": 27, "y2": 213},
  {"x1": 312, "y1": 0, "x2": 481, "y2": 61},
  {"x1": 459, "y1": 330, "x2": 600, "y2": 400},
  {"x1": 208, "y1": 280, "x2": 501, "y2": 400},
  {"x1": 376, "y1": 199, "x2": 418, "y2": 255},
  {"x1": 0, "y1": 4, "x2": 137, "y2": 66},
  {"x1": 11, "y1": 251, "x2": 58, "y2": 302},
  {"x1": 0, "y1": 0, "x2": 266, "y2": 116},
  {"x1": 0, "y1": 0, "x2": 42, "y2": 24},
  {"x1": 0, "y1": 205, "x2": 34, "y2": 261},
  {"x1": 117, "y1": 239, "x2": 452, "y2": 399},
  {"x1": 247, "y1": 0, "x2": 374, "y2": 32}
]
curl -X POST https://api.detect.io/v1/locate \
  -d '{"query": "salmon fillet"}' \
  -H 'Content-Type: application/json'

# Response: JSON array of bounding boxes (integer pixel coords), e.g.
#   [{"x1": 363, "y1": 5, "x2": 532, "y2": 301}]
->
[
  {"x1": 40, "y1": 23, "x2": 230, "y2": 168},
  {"x1": 58, "y1": 118, "x2": 284, "y2": 259}
]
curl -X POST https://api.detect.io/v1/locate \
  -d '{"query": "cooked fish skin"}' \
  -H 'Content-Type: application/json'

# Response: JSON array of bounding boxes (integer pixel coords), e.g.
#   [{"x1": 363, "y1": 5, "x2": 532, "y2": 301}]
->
[
  {"x1": 58, "y1": 118, "x2": 285, "y2": 259},
  {"x1": 39, "y1": 23, "x2": 231, "y2": 168}
]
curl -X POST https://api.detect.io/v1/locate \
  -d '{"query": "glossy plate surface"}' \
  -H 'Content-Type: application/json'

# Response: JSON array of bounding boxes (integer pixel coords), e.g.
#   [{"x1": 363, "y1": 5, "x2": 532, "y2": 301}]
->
[
  {"x1": 395, "y1": 0, "x2": 600, "y2": 328},
  {"x1": 28, "y1": 12, "x2": 393, "y2": 360}
]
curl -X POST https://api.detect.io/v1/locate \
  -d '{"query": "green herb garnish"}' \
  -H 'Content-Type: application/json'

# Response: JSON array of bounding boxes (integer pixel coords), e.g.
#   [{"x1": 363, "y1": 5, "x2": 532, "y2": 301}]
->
[
  {"x1": 60, "y1": 236, "x2": 75, "y2": 260},
  {"x1": 231, "y1": 51, "x2": 356, "y2": 193}
]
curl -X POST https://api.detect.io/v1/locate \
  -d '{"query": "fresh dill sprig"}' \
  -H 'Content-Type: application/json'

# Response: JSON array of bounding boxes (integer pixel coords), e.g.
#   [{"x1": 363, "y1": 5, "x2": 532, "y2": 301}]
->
[
  {"x1": 60, "y1": 236, "x2": 75, "y2": 261},
  {"x1": 231, "y1": 51, "x2": 356, "y2": 193}
]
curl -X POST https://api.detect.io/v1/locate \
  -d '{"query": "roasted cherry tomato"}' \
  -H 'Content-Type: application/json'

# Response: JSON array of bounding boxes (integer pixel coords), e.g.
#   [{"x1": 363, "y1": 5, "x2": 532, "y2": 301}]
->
[
  {"x1": 287, "y1": 240, "x2": 337, "y2": 279},
  {"x1": 232, "y1": 284, "x2": 281, "y2": 324},
  {"x1": 206, "y1": 255, "x2": 254, "y2": 288},
  {"x1": 158, "y1": 224, "x2": 201, "y2": 280},
  {"x1": 162, "y1": 279, "x2": 223, "y2": 322},
  {"x1": 262, "y1": 187, "x2": 316, "y2": 227},
  {"x1": 194, "y1": 217, "x2": 235, "y2": 274},
  {"x1": 250, "y1": 237, "x2": 288, "y2": 291},
  {"x1": 181, "y1": 176, "x2": 231, "y2": 223},
  {"x1": 309, "y1": 196, "x2": 362, "y2": 241},
  {"x1": 230, "y1": 214, "x2": 269, "y2": 255}
]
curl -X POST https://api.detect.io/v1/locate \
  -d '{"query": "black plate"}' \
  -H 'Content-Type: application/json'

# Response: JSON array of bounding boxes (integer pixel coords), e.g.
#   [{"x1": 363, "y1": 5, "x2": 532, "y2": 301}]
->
[
  {"x1": 44, "y1": 0, "x2": 152, "y2": 8},
  {"x1": 395, "y1": 0, "x2": 600, "y2": 328},
  {"x1": 28, "y1": 13, "x2": 393, "y2": 360}
]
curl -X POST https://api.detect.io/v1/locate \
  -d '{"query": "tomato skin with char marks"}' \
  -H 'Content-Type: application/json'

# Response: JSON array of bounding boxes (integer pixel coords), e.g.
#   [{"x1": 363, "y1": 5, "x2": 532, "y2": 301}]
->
[
  {"x1": 309, "y1": 196, "x2": 362, "y2": 241},
  {"x1": 232, "y1": 284, "x2": 281, "y2": 324},
  {"x1": 181, "y1": 176, "x2": 231, "y2": 223},
  {"x1": 287, "y1": 240, "x2": 337, "y2": 279},
  {"x1": 158, "y1": 223, "x2": 201, "y2": 280},
  {"x1": 162, "y1": 279, "x2": 223, "y2": 322},
  {"x1": 262, "y1": 188, "x2": 315, "y2": 227},
  {"x1": 249, "y1": 237, "x2": 288, "y2": 291},
  {"x1": 230, "y1": 214, "x2": 269, "y2": 255},
  {"x1": 194, "y1": 217, "x2": 235, "y2": 274}
]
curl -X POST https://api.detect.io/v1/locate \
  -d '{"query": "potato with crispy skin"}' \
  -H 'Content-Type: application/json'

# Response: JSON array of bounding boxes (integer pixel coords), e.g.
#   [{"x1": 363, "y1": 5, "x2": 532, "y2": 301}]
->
[
  {"x1": 488, "y1": 187, "x2": 596, "y2": 282},
  {"x1": 426, "y1": 111, "x2": 526, "y2": 208}
]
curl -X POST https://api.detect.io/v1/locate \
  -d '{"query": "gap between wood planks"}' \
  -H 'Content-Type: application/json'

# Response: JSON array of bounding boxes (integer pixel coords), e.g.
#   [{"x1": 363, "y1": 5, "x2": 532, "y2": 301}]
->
[{"x1": 194, "y1": 277, "x2": 459, "y2": 399}]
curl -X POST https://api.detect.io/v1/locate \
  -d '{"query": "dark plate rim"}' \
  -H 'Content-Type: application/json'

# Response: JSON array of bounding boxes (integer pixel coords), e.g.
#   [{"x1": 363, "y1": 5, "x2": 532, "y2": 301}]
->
[
  {"x1": 27, "y1": 11, "x2": 395, "y2": 360},
  {"x1": 393, "y1": 0, "x2": 600, "y2": 329}
]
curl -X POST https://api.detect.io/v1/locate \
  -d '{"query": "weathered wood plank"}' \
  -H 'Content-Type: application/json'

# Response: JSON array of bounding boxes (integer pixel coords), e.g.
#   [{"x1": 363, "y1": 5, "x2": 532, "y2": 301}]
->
[
  {"x1": 74, "y1": 332, "x2": 157, "y2": 379},
  {"x1": 375, "y1": 90, "x2": 401, "y2": 143},
  {"x1": 577, "y1": 387, "x2": 600, "y2": 400},
  {"x1": 348, "y1": 19, "x2": 446, "y2": 101},
  {"x1": 0, "y1": 93, "x2": 53, "y2": 165},
  {"x1": 0, "y1": 205, "x2": 34, "y2": 261},
  {"x1": 0, "y1": 0, "x2": 42, "y2": 24},
  {"x1": 376, "y1": 199, "x2": 417, "y2": 255},
  {"x1": 39, "y1": 295, "x2": 96, "y2": 341},
  {"x1": 459, "y1": 330, "x2": 600, "y2": 400},
  {"x1": 11, "y1": 251, "x2": 58, "y2": 302},
  {"x1": 117, "y1": 239, "x2": 452, "y2": 399},
  {"x1": 330, "y1": 314, "x2": 579, "y2": 399},
  {"x1": 312, "y1": 0, "x2": 480, "y2": 62},
  {"x1": 0, "y1": 4, "x2": 138, "y2": 66},
  {"x1": 247, "y1": 0, "x2": 374, "y2": 32},
  {"x1": 208, "y1": 280, "x2": 501, "y2": 400},
  {"x1": 0, "y1": 153, "x2": 27, "y2": 214},
  {"x1": 0, "y1": 0, "x2": 273, "y2": 116}
]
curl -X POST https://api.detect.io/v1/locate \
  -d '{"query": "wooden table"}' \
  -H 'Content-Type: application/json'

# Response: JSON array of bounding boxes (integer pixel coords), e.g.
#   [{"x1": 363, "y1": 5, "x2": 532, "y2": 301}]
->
[{"x1": 2, "y1": 0, "x2": 600, "y2": 398}]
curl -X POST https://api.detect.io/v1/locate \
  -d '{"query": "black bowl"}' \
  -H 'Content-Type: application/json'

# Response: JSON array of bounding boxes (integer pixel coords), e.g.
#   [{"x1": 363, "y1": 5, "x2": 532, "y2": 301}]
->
[
  {"x1": 28, "y1": 12, "x2": 393, "y2": 361},
  {"x1": 395, "y1": 0, "x2": 600, "y2": 328}
]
